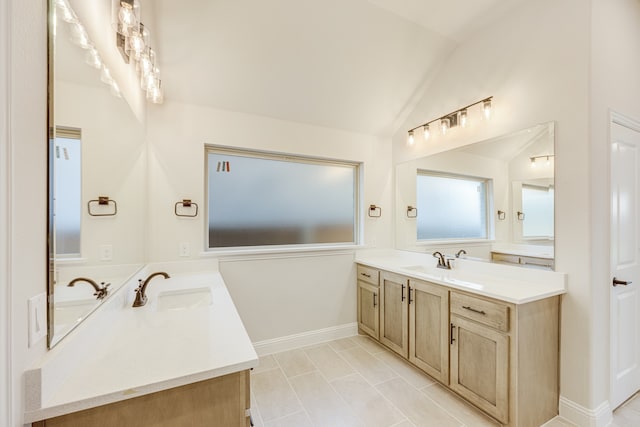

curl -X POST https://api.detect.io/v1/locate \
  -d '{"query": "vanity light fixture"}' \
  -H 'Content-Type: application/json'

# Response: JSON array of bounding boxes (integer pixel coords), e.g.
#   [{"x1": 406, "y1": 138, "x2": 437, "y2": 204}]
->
[
  {"x1": 54, "y1": 0, "x2": 122, "y2": 98},
  {"x1": 112, "y1": 0, "x2": 164, "y2": 104},
  {"x1": 530, "y1": 154, "x2": 554, "y2": 167},
  {"x1": 406, "y1": 96, "x2": 493, "y2": 146}
]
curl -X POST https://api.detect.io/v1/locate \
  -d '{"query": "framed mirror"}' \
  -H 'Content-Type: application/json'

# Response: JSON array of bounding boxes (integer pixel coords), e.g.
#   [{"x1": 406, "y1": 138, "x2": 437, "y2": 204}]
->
[
  {"x1": 47, "y1": 0, "x2": 146, "y2": 347},
  {"x1": 395, "y1": 122, "x2": 555, "y2": 269}
]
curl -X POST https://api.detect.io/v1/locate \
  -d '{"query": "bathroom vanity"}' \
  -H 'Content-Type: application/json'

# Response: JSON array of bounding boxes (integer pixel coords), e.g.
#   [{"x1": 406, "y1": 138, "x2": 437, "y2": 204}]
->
[
  {"x1": 356, "y1": 249, "x2": 565, "y2": 427},
  {"x1": 25, "y1": 262, "x2": 258, "y2": 427}
]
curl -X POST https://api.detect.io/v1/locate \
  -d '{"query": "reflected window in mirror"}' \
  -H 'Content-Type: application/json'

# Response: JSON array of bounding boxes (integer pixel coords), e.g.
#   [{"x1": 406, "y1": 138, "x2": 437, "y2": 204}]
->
[
  {"x1": 53, "y1": 127, "x2": 82, "y2": 257},
  {"x1": 416, "y1": 171, "x2": 491, "y2": 241},
  {"x1": 521, "y1": 184, "x2": 554, "y2": 238}
]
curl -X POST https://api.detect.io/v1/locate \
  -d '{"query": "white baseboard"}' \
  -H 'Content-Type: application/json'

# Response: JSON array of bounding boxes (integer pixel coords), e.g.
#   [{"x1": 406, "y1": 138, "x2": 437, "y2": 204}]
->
[
  {"x1": 252, "y1": 322, "x2": 358, "y2": 356},
  {"x1": 559, "y1": 396, "x2": 612, "y2": 427}
]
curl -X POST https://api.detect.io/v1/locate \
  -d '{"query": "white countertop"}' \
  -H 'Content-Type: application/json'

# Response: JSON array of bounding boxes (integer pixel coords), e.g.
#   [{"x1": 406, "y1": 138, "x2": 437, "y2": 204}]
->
[
  {"x1": 490, "y1": 243, "x2": 554, "y2": 259},
  {"x1": 355, "y1": 249, "x2": 566, "y2": 304},
  {"x1": 25, "y1": 263, "x2": 258, "y2": 423}
]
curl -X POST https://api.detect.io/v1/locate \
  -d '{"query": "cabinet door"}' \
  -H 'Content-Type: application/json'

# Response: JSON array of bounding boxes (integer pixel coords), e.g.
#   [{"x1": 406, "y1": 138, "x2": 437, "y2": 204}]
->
[
  {"x1": 408, "y1": 279, "x2": 449, "y2": 384},
  {"x1": 357, "y1": 281, "x2": 379, "y2": 339},
  {"x1": 450, "y1": 315, "x2": 509, "y2": 424},
  {"x1": 380, "y1": 272, "x2": 409, "y2": 357}
]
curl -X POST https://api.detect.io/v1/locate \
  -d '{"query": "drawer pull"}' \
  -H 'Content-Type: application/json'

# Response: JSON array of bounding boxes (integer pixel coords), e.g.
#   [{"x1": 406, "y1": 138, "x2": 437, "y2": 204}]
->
[
  {"x1": 373, "y1": 293, "x2": 377, "y2": 307},
  {"x1": 401, "y1": 284, "x2": 405, "y2": 301},
  {"x1": 360, "y1": 272, "x2": 371, "y2": 278},
  {"x1": 462, "y1": 305, "x2": 486, "y2": 315},
  {"x1": 450, "y1": 323, "x2": 455, "y2": 344},
  {"x1": 409, "y1": 287, "x2": 413, "y2": 304}
]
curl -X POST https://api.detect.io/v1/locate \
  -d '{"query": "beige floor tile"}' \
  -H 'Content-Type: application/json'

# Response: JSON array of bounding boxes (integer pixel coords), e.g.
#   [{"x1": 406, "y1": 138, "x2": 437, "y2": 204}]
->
[
  {"x1": 329, "y1": 337, "x2": 360, "y2": 352},
  {"x1": 352, "y1": 334, "x2": 388, "y2": 354},
  {"x1": 541, "y1": 417, "x2": 577, "y2": 426},
  {"x1": 331, "y1": 373, "x2": 406, "y2": 427},
  {"x1": 264, "y1": 411, "x2": 313, "y2": 427},
  {"x1": 252, "y1": 354, "x2": 280, "y2": 375},
  {"x1": 251, "y1": 368, "x2": 302, "y2": 422},
  {"x1": 304, "y1": 343, "x2": 355, "y2": 381},
  {"x1": 376, "y1": 377, "x2": 461, "y2": 427},
  {"x1": 340, "y1": 346, "x2": 397, "y2": 385},
  {"x1": 289, "y1": 371, "x2": 364, "y2": 427},
  {"x1": 421, "y1": 384, "x2": 499, "y2": 427},
  {"x1": 273, "y1": 348, "x2": 317, "y2": 378},
  {"x1": 375, "y1": 350, "x2": 436, "y2": 389},
  {"x1": 390, "y1": 421, "x2": 416, "y2": 427}
]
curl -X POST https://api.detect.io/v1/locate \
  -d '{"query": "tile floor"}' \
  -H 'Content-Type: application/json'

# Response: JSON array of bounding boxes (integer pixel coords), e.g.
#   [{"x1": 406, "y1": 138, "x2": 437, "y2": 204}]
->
[
  {"x1": 250, "y1": 336, "x2": 640, "y2": 426},
  {"x1": 250, "y1": 335, "x2": 502, "y2": 427}
]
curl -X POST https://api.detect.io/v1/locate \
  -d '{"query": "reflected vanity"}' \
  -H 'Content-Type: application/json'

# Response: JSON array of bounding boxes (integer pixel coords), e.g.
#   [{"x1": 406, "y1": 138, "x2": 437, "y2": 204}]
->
[
  {"x1": 396, "y1": 122, "x2": 555, "y2": 269},
  {"x1": 47, "y1": 1, "x2": 146, "y2": 347}
]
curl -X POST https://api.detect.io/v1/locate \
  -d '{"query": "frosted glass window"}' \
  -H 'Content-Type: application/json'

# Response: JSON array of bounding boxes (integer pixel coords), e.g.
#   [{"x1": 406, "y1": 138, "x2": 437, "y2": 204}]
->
[
  {"x1": 207, "y1": 149, "x2": 358, "y2": 248},
  {"x1": 522, "y1": 185, "x2": 554, "y2": 237},
  {"x1": 54, "y1": 134, "x2": 82, "y2": 256},
  {"x1": 416, "y1": 172, "x2": 489, "y2": 240}
]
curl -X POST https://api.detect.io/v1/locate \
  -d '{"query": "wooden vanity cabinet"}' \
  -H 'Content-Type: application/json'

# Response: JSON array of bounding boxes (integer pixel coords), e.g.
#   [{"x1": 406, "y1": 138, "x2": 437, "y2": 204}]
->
[
  {"x1": 32, "y1": 370, "x2": 252, "y2": 427},
  {"x1": 357, "y1": 265, "x2": 380, "y2": 339},
  {"x1": 380, "y1": 271, "x2": 409, "y2": 357}
]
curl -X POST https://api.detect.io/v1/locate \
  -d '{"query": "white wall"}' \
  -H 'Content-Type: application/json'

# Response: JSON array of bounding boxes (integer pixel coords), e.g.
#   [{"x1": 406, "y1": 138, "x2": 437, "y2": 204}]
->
[
  {"x1": 7, "y1": 1, "x2": 49, "y2": 426},
  {"x1": 590, "y1": 0, "x2": 640, "y2": 415},
  {"x1": 392, "y1": 0, "x2": 593, "y2": 416},
  {"x1": 146, "y1": 101, "x2": 393, "y2": 341}
]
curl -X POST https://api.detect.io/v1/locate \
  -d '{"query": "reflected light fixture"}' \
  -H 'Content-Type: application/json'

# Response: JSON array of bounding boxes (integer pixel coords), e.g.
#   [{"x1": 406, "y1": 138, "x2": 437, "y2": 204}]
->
[
  {"x1": 406, "y1": 96, "x2": 493, "y2": 146},
  {"x1": 530, "y1": 154, "x2": 554, "y2": 167},
  {"x1": 112, "y1": 0, "x2": 164, "y2": 104}
]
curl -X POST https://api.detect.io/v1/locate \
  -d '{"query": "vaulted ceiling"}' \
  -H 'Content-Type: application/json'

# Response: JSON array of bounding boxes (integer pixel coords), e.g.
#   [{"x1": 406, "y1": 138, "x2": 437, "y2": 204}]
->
[{"x1": 147, "y1": 0, "x2": 520, "y2": 136}]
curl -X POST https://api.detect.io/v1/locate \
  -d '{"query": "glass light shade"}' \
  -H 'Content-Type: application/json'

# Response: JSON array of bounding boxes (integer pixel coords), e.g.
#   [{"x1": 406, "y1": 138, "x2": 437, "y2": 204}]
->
[
  {"x1": 56, "y1": 0, "x2": 78, "y2": 23},
  {"x1": 530, "y1": 158, "x2": 536, "y2": 168},
  {"x1": 141, "y1": 67, "x2": 159, "y2": 91},
  {"x1": 112, "y1": 0, "x2": 140, "y2": 36},
  {"x1": 441, "y1": 118, "x2": 450, "y2": 135},
  {"x1": 147, "y1": 82, "x2": 164, "y2": 104},
  {"x1": 125, "y1": 23, "x2": 148, "y2": 61},
  {"x1": 460, "y1": 109, "x2": 468, "y2": 127},
  {"x1": 407, "y1": 131, "x2": 415, "y2": 146},
  {"x1": 483, "y1": 99, "x2": 492, "y2": 119},
  {"x1": 423, "y1": 125, "x2": 430, "y2": 140},
  {"x1": 137, "y1": 48, "x2": 156, "y2": 76}
]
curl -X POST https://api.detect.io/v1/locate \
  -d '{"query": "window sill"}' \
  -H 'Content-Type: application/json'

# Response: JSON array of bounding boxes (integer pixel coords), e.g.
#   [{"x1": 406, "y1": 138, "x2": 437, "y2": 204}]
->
[
  {"x1": 200, "y1": 244, "x2": 366, "y2": 260},
  {"x1": 415, "y1": 239, "x2": 495, "y2": 246}
]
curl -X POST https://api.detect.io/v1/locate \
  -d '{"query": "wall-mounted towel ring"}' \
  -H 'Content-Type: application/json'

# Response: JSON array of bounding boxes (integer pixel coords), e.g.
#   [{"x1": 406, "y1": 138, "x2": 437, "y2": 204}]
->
[
  {"x1": 175, "y1": 199, "x2": 199, "y2": 218},
  {"x1": 407, "y1": 206, "x2": 418, "y2": 218},
  {"x1": 517, "y1": 211, "x2": 525, "y2": 221},
  {"x1": 88, "y1": 196, "x2": 117, "y2": 217},
  {"x1": 497, "y1": 210, "x2": 506, "y2": 220},
  {"x1": 368, "y1": 205, "x2": 382, "y2": 218}
]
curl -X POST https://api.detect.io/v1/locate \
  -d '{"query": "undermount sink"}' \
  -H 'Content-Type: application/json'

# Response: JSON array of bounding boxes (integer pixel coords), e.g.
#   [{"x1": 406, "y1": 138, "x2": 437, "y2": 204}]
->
[
  {"x1": 156, "y1": 287, "x2": 212, "y2": 311},
  {"x1": 401, "y1": 265, "x2": 440, "y2": 275}
]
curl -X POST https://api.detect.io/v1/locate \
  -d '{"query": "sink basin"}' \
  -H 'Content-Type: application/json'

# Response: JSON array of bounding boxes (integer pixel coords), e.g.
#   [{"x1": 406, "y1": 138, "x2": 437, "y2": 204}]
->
[
  {"x1": 401, "y1": 265, "x2": 440, "y2": 275},
  {"x1": 156, "y1": 287, "x2": 212, "y2": 311}
]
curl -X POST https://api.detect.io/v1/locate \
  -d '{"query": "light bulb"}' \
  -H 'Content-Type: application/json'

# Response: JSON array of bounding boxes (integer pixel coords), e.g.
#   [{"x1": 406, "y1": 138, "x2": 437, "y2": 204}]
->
[
  {"x1": 441, "y1": 118, "x2": 450, "y2": 135},
  {"x1": 146, "y1": 81, "x2": 164, "y2": 104},
  {"x1": 546, "y1": 156, "x2": 551, "y2": 166},
  {"x1": 460, "y1": 109, "x2": 468, "y2": 127},
  {"x1": 423, "y1": 124, "x2": 430, "y2": 140},
  {"x1": 137, "y1": 48, "x2": 156, "y2": 75},
  {"x1": 530, "y1": 158, "x2": 536, "y2": 168},
  {"x1": 141, "y1": 70, "x2": 158, "y2": 91},
  {"x1": 407, "y1": 130, "x2": 415, "y2": 146},
  {"x1": 113, "y1": 0, "x2": 140, "y2": 36},
  {"x1": 483, "y1": 99, "x2": 492, "y2": 119}
]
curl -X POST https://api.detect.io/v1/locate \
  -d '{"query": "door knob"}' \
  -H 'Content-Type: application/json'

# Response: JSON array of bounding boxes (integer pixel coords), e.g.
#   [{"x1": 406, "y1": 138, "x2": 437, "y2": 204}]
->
[{"x1": 613, "y1": 277, "x2": 632, "y2": 287}]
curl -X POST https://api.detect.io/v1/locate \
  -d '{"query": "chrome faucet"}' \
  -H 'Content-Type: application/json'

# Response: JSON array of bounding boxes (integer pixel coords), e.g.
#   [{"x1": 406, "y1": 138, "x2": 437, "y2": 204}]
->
[
  {"x1": 133, "y1": 272, "x2": 170, "y2": 307},
  {"x1": 433, "y1": 251, "x2": 451, "y2": 269},
  {"x1": 456, "y1": 249, "x2": 467, "y2": 258},
  {"x1": 68, "y1": 277, "x2": 111, "y2": 300}
]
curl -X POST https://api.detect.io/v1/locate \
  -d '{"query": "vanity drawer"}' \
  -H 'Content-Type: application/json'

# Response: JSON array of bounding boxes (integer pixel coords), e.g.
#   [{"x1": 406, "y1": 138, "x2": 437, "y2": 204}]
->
[
  {"x1": 357, "y1": 265, "x2": 379, "y2": 286},
  {"x1": 450, "y1": 292, "x2": 509, "y2": 332}
]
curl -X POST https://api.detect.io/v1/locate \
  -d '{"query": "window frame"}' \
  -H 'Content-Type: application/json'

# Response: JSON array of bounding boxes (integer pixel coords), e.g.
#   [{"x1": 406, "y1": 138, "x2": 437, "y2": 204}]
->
[
  {"x1": 204, "y1": 145, "x2": 361, "y2": 252},
  {"x1": 521, "y1": 183, "x2": 554, "y2": 240},
  {"x1": 415, "y1": 169, "x2": 494, "y2": 243}
]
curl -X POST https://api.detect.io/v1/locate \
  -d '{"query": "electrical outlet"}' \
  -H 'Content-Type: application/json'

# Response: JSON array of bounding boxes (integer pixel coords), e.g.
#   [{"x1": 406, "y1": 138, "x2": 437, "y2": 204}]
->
[
  {"x1": 100, "y1": 244, "x2": 113, "y2": 261},
  {"x1": 179, "y1": 242, "x2": 190, "y2": 257},
  {"x1": 28, "y1": 293, "x2": 47, "y2": 347}
]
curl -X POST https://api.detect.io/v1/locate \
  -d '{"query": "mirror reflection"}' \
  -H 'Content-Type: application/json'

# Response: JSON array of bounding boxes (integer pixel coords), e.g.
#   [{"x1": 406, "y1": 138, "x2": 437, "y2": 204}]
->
[
  {"x1": 396, "y1": 122, "x2": 554, "y2": 269},
  {"x1": 48, "y1": 2, "x2": 146, "y2": 347}
]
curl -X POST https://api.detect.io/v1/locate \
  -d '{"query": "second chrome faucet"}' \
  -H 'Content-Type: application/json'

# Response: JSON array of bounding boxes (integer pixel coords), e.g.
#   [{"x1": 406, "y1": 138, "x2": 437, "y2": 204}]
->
[{"x1": 133, "y1": 272, "x2": 170, "y2": 307}]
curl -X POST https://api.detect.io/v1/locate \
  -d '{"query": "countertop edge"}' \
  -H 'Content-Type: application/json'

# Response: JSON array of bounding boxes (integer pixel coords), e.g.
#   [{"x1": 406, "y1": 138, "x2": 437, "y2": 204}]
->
[{"x1": 24, "y1": 358, "x2": 258, "y2": 423}]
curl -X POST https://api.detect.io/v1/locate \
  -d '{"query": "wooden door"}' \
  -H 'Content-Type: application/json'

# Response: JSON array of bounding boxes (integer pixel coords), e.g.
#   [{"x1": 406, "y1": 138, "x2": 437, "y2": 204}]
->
[
  {"x1": 611, "y1": 114, "x2": 640, "y2": 408},
  {"x1": 380, "y1": 272, "x2": 408, "y2": 357},
  {"x1": 450, "y1": 315, "x2": 509, "y2": 424},
  {"x1": 409, "y1": 279, "x2": 449, "y2": 384},
  {"x1": 357, "y1": 281, "x2": 379, "y2": 339}
]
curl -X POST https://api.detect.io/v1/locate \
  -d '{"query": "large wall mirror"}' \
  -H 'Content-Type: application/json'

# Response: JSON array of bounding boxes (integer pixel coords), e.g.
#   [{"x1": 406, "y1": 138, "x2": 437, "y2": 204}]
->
[
  {"x1": 48, "y1": 0, "x2": 146, "y2": 347},
  {"x1": 396, "y1": 122, "x2": 555, "y2": 269}
]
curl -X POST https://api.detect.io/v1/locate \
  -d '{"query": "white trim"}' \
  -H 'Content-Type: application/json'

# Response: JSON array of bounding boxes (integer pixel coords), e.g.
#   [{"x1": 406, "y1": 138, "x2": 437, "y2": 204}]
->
[
  {"x1": 611, "y1": 111, "x2": 640, "y2": 133},
  {"x1": 559, "y1": 396, "x2": 612, "y2": 427},
  {"x1": 252, "y1": 323, "x2": 358, "y2": 356},
  {"x1": 0, "y1": 0, "x2": 11, "y2": 425}
]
